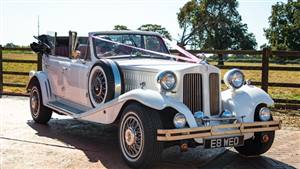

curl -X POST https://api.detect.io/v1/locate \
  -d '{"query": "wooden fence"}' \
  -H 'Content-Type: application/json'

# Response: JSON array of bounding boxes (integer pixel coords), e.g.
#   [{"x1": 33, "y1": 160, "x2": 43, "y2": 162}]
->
[{"x1": 0, "y1": 46, "x2": 299, "y2": 109}]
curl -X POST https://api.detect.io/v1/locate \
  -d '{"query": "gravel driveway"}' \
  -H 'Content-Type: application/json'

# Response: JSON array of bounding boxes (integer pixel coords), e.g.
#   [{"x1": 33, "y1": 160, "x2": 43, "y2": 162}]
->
[{"x1": 0, "y1": 96, "x2": 299, "y2": 169}]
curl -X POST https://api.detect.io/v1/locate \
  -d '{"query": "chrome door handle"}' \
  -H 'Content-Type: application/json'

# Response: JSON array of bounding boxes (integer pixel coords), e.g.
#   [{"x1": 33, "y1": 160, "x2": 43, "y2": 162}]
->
[
  {"x1": 62, "y1": 67, "x2": 68, "y2": 70},
  {"x1": 44, "y1": 63, "x2": 49, "y2": 68}
]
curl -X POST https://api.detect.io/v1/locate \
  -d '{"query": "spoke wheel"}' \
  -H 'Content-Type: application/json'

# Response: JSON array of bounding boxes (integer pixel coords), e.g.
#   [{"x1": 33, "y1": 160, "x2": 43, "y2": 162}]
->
[
  {"x1": 91, "y1": 67, "x2": 107, "y2": 104},
  {"x1": 120, "y1": 112, "x2": 144, "y2": 160},
  {"x1": 30, "y1": 87, "x2": 40, "y2": 118},
  {"x1": 88, "y1": 60, "x2": 124, "y2": 108},
  {"x1": 29, "y1": 83, "x2": 52, "y2": 124},
  {"x1": 118, "y1": 103, "x2": 163, "y2": 168}
]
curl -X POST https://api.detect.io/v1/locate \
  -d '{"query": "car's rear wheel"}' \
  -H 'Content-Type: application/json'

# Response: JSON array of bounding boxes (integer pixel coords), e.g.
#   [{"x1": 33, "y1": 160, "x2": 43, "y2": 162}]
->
[
  {"x1": 119, "y1": 103, "x2": 163, "y2": 169},
  {"x1": 30, "y1": 82, "x2": 52, "y2": 124}
]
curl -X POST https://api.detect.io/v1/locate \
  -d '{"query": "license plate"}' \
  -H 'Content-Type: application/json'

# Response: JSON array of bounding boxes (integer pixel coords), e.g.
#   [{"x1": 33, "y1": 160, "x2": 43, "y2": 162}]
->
[{"x1": 204, "y1": 136, "x2": 244, "y2": 149}]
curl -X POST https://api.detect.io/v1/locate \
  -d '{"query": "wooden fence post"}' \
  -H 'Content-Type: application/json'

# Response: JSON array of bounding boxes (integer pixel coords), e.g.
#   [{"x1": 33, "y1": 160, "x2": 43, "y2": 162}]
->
[
  {"x1": 261, "y1": 48, "x2": 271, "y2": 93},
  {"x1": 218, "y1": 54, "x2": 224, "y2": 65},
  {"x1": 0, "y1": 45, "x2": 3, "y2": 98},
  {"x1": 37, "y1": 53, "x2": 42, "y2": 71}
]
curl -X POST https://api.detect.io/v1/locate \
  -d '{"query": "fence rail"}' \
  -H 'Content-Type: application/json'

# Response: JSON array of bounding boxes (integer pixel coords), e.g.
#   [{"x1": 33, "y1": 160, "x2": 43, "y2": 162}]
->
[{"x1": 0, "y1": 46, "x2": 300, "y2": 109}]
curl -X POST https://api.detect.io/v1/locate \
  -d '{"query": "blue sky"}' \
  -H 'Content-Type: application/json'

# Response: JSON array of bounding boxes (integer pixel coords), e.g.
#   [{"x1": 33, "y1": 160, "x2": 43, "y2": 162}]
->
[{"x1": 0, "y1": 0, "x2": 286, "y2": 47}]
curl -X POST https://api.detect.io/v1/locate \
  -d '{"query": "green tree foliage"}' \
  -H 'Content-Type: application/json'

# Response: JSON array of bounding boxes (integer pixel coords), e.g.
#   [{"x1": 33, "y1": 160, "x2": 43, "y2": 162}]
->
[
  {"x1": 113, "y1": 25, "x2": 129, "y2": 30},
  {"x1": 4, "y1": 43, "x2": 18, "y2": 48},
  {"x1": 138, "y1": 24, "x2": 172, "y2": 40},
  {"x1": 177, "y1": 0, "x2": 257, "y2": 51},
  {"x1": 264, "y1": 0, "x2": 300, "y2": 51}
]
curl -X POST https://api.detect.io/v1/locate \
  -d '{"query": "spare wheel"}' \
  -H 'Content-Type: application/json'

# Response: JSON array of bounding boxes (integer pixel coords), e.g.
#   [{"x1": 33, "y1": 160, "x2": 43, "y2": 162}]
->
[{"x1": 88, "y1": 59, "x2": 124, "y2": 107}]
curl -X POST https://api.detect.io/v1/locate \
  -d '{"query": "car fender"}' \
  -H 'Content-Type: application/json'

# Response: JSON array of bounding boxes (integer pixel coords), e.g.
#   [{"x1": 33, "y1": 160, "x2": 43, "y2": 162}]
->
[
  {"x1": 26, "y1": 71, "x2": 52, "y2": 104},
  {"x1": 118, "y1": 89, "x2": 198, "y2": 128},
  {"x1": 221, "y1": 85, "x2": 274, "y2": 123},
  {"x1": 78, "y1": 89, "x2": 198, "y2": 127}
]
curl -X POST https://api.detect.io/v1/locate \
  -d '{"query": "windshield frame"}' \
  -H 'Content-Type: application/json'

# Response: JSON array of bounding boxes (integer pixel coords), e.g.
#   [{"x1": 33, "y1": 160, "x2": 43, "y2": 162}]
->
[
  {"x1": 92, "y1": 33, "x2": 170, "y2": 59},
  {"x1": 90, "y1": 32, "x2": 201, "y2": 63}
]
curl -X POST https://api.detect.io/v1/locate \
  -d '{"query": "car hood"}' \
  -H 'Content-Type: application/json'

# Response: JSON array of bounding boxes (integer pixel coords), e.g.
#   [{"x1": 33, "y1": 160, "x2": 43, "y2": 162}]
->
[{"x1": 115, "y1": 58, "x2": 200, "y2": 72}]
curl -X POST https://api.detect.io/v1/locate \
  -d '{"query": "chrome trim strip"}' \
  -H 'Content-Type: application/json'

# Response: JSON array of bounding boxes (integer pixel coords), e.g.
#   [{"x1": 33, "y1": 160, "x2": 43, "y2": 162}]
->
[
  {"x1": 44, "y1": 81, "x2": 49, "y2": 98},
  {"x1": 157, "y1": 120, "x2": 282, "y2": 141},
  {"x1": 106, "y1": 59, "x2": 122, "y2": 98}
]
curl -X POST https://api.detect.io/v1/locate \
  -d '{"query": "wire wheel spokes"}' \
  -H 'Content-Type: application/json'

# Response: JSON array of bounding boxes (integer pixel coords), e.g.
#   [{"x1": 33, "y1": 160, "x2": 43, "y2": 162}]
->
[
  {"x1": 91, "y1": 69, "x2": 107, "y2": 104},
  {"x1": 121, "y1": 113, "x2": 144, "y2": 159}
]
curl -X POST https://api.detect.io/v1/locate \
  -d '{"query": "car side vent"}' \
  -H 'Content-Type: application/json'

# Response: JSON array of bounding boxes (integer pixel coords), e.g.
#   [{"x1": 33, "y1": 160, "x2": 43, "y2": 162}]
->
[{"x1": 183, "y1": 73, "x2": 202, "y2": 113}]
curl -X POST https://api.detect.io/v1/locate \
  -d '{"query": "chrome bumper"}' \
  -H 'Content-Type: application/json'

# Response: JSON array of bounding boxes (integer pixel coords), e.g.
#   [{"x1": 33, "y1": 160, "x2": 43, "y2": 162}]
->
[{"x1": 157, "y1": 120, "x2": 281, "y2": 141}]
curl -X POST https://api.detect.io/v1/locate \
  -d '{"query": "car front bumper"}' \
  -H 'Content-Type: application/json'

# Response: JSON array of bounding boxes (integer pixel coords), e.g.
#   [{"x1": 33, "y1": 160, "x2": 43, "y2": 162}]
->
[{"x1": 157, "y1": 120, "x2": 281, "y2": 141}]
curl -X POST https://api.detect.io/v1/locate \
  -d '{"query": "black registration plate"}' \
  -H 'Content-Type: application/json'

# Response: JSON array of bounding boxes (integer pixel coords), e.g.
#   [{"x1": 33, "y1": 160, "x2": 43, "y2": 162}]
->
[{"x1": 204, "y1": 136, "x2": 244, "y2": 149}]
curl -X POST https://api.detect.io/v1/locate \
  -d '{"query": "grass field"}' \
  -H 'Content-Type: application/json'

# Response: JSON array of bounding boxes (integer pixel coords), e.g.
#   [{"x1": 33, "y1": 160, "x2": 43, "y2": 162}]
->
[{"x1": 2, "y1": 51, "x2": 300, "y2": 101}]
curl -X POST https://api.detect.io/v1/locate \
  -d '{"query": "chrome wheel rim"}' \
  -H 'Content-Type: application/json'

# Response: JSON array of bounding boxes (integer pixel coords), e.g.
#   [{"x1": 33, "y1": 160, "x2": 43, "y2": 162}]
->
[
  {"x1": 120, "y1": 112, "x2": 144, "y2": 161},
  {"x1": 30, "y1": 87, "x2": 40, "y2": 118}
]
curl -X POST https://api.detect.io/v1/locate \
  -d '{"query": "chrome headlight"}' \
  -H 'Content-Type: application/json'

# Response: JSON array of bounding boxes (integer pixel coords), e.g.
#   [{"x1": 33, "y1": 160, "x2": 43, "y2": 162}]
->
[
  {"x1": 259, "y1": 107, "x2": 271, "y2": 121},
  {"x1": 173, "y1": 113, "x2": 186, "y2": 128},
  {"x1": 224, "y1": 69, "x2": 245, "y2": 89},
  {"x1": 157, "y1": 71, "x2": 177, "y2": 91}
]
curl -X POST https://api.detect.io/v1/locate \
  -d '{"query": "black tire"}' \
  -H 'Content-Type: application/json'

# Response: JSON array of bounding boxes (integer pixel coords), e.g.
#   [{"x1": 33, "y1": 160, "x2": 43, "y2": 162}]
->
[
  {"x1": 235, "y1": 105, "x2": 275, "y2": 156},
  {"x1": 119, "y1": 103, "x2": 163, "y2": 169},
  {"x1": 29, "y1": 82, "x2": 52, "y2": 124},
  {"x1": 88, "y1": 59, "x2": 124, "y2": 107}
]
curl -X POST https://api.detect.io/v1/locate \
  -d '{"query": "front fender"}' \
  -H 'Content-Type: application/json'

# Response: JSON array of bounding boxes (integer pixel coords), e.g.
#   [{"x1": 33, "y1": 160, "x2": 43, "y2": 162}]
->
[
  {"x1": 26, "y1": 71, "x2": 52, "y2": 104},
  {"x1": 118, "y1": 89, "x2": 198, "y2": 128},
  {"x1": 221, "y1": 85, "x2": 274, "y2": 123}
]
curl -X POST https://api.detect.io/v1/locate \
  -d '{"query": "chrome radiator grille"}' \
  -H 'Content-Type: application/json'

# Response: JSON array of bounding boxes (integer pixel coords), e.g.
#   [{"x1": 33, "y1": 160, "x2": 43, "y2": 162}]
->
[
  {"x1": 209, "y1": 73, "x2": 220, "y2": 115},
  {"x1": 183, "y1": 74, "x2": 202, "y2": 113}
]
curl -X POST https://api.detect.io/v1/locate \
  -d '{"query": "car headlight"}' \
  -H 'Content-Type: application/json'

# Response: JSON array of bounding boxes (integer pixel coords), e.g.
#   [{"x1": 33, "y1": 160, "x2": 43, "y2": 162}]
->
[
  {"x1": 259, "y1": 107, "x2": 271, "y2": 121},
  {"x1": 224, "y1": 69, "x2": 245, "y2": 89},
  {"x1": 173, "y1": 113, "x2": 186, "y2": 128},
  {"x1": 157, "y1": 71, "x2": 177, "y2": 91}
]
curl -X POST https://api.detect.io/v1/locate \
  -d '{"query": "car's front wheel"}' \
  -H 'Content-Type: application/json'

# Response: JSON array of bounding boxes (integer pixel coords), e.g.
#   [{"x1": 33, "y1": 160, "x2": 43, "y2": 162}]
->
[
  {"x1": 30, "y1": 83, "x2": 52, "y2": 124},
  {"x1": 235, "y1": 104, "x2": 275, "y2": 156},
  {"x1": 119, "y1": 103, "x2": 163, "y2": 169},
  {"x1": 235, "y1": 131, "x2": 275, "y2": 156}
]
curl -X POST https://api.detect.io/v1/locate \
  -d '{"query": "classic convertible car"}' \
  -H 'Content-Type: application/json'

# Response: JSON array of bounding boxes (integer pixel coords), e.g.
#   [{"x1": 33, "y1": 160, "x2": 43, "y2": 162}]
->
[{"x1": 28, "y1": 31, "x2": 281, "y2": 168}]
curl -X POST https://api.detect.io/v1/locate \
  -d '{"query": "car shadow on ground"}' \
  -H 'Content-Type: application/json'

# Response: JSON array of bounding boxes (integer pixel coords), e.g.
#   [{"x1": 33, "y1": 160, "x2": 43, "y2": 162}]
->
[
  {"x1": 201, "y1": 150, "x2": 297, "y2": 169},
  {"x1": 27, "y1": 118, "x2": 295, "y2": 169}
]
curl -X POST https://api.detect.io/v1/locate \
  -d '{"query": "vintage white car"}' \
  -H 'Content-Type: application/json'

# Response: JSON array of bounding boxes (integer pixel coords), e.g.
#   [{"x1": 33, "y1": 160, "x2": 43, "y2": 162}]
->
[{"x1": 28, "y1": 31, "x2": 281, "y2": 168}]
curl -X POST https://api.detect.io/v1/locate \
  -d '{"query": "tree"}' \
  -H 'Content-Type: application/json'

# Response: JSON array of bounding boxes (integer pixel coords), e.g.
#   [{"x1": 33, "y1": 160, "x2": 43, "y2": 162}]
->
[
  {"x1": 4, "y1": 43, "x2": 18, "y2": 48},
  {"x1": 113, "y1": 25, "x2": 129, "y2": 30},
  {"x1": 177, "y1": 0, "x2": 257, "y2": 65},
  {"x1": 264, "y1": 0, "x2": 300, "y2": 51},
  {"x1": 138, "y1": 24, "x2": 172, "y2": 40}
]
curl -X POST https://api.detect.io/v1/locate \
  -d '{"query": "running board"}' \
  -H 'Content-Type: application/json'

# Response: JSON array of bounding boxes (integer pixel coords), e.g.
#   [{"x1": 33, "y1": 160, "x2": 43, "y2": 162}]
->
[{"x1": 47, "y1": 100, "x2": 88, "y2": 116}]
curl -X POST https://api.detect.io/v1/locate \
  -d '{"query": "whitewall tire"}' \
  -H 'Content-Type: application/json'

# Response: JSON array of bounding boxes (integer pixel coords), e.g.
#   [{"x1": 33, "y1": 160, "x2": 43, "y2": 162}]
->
[
  {"x1": 88, "y1": 59, "x2": 124, "y2": 107},
  {"x1": 119, "y1": 103, "x2": 163, "y2": 168}
]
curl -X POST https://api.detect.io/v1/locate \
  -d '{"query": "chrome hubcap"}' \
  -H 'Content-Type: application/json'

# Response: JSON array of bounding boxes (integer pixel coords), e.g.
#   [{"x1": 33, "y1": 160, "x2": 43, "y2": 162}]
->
[
  {"x1": 31, "y1": 95, "x2": 38, "y2": 111},
  {"x1": 125, "y1": 128, "x2": 136, "y2": 146},
  {"x1": 120, "y1": 113, "x2": 144, "y2": 160},
  {"x1": 30, "y1": 88, "x2": 40, "y2": 117}
]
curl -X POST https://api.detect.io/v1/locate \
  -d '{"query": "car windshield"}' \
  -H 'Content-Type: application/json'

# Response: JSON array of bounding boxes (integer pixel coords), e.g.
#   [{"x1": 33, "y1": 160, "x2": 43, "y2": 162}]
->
[{"x1": 92, "y1": 34, "x2": 201, "y2": 63}]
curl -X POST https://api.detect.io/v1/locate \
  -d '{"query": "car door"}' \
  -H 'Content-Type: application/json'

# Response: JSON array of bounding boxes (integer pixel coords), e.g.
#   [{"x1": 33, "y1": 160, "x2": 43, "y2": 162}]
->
[
  {"x1": 62, "y1": 59, "x2": 91, "y2": 107},
  {"x1": 44, "y1": 55, "x2": 67, "y2": 98}
]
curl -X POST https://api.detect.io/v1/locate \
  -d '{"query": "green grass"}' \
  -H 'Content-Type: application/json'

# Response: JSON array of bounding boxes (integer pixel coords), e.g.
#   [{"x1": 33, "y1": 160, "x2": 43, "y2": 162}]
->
[{"x1": 2, "y1": 51, "x2": 300, "y2": 101}]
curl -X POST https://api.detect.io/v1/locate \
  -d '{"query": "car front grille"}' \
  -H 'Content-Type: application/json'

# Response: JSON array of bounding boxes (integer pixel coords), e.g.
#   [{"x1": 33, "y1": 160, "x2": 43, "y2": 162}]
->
[
  {"x1": 209, "y1": 73, "x2": 220, "y2": 116},
  {"x1": 183, "y1": 73, "x2": 220, "y2": 116},
  {"x1": 183, "y1": 73, "x2": 202, "y2": 113}
]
